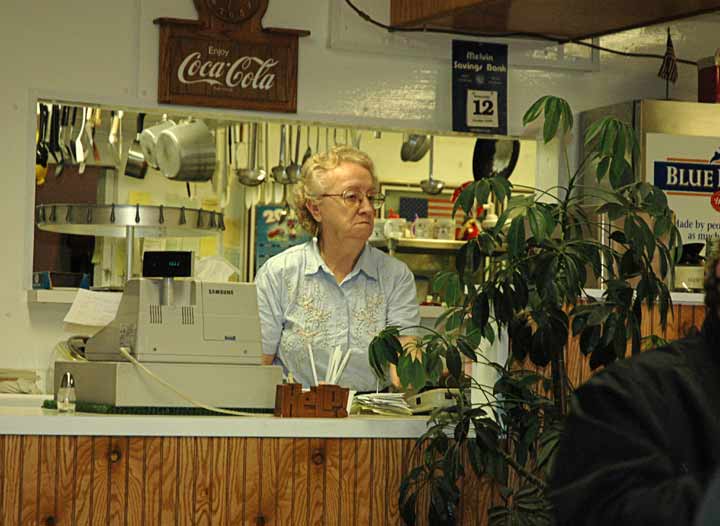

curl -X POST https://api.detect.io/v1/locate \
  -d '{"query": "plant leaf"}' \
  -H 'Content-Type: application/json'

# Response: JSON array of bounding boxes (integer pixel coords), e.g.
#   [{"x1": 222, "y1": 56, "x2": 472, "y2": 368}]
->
[
  {"x1": 475, "y1": 179, "x2": 491, "y2": 207},
  {"x1": 472, "y1": 292, "x2": 490, "y2": 331},
  {"x1": 543, "y1": 97, "x2": 561, "y2": 143},
  {"x1": 457, "y1": 338, "x2": 478, "y2": 362},
  {"x1": 560, "y1": 98, "x2": 574, "y2": 133},
  {"x1": 446, "y1": 346, "x2": 463, "y2": 379},
  {"x1": 490, "y1": 175, "x2": 512, "y2": 203},
  {"x1": 397, "y1": 353, "x2": 427, "y2": 390},
  {"x1": 609, "y1": 156, "x2": 633, "y2": 189},
  {"x1": 452, "y1": 182, "x2": 475, "y2": 218},
  {"x1": 528, "y1": 207, "x2": 545, "y2": 241},
  {"x1": 584, "y1": 116, "x2": 610, "y2": 145},
  {"x1": 596, "y1": 156, "x2": 611, "y2": 182},
  {"x1": 523, "y1": 96, "x2": 549, "y2": 126},
  {"x1": 507, "y1": 216, "x2": 526, "y2": 258}
]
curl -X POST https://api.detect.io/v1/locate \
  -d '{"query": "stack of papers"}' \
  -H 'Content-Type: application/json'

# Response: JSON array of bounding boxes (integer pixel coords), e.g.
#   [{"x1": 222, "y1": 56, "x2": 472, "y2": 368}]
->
[
  {"x1": 64, "y1": 289, "x2": 122, "y2": 327},
  {"x1": 350, "y1": 392, "x2": 413, "y2": 416}
]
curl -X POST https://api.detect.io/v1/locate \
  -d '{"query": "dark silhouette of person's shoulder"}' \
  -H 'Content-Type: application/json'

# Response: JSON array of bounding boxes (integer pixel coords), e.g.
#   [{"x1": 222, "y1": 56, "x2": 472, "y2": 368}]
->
[{"x1": 580, "y1": 334, "x2": 706, "y2": 396}]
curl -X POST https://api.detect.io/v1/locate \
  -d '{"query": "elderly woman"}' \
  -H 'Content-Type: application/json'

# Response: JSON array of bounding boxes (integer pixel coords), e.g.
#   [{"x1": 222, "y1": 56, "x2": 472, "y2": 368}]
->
[{"x1": 255, "y1": 146, "x2": 419, "y2": 391}]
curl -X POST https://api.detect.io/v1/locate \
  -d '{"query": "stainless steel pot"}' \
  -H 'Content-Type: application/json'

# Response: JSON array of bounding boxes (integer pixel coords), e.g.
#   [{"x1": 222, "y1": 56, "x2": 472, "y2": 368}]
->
[
  {"x1": 124, "y1": 113, "x2": 148, "y2": 179},
  {"x1": 156, "y1": 119, "x2": 216, "y2": 182},
  {"x1": 139, "y1": 116, "x2": 175, "y2": 169}
]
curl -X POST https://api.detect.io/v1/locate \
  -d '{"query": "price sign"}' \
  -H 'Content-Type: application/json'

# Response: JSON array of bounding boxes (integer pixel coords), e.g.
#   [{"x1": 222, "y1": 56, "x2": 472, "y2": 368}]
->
[{"x1": 452, "y1": 41, "x2": 508, "y2": 135}]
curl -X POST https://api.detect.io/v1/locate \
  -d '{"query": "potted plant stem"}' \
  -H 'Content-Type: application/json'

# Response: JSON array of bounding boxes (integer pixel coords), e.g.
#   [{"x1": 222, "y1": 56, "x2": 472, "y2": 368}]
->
[{"x1": 369, "y1": 95, "x2": 681, "y2": 525}]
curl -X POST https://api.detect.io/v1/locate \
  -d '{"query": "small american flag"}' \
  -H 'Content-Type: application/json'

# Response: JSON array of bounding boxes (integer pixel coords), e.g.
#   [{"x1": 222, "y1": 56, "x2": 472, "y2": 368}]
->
[
  {"x1": 399, "y1": 196, "x2": 465, "y2": 225},
  {"x1": 658, "y1": 28, "x2": 678, "y2": 84}
]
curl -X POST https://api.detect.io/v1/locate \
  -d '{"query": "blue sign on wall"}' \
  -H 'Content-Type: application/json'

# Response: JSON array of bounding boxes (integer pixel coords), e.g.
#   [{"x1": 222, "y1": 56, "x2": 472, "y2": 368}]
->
[
  {"x1": 654, "y1": 161, "x2": 720, "y2": 193},
  {"x1": 452, "y1": 40, "x2": 508, "y2": 135}
]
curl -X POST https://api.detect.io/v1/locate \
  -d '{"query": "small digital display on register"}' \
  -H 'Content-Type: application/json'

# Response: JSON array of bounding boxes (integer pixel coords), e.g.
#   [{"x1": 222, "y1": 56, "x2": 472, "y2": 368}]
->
[{"x1": 142, "y1": 251, "x2": 193, "y2": 278}]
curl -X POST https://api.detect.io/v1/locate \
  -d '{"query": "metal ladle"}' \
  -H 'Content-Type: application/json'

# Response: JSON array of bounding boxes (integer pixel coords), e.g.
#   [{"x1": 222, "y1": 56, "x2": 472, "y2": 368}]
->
[
  {"x1": 420, "y1": 136, "x2": 445, "y2": 195},
  {"x1": 237, "y1": 123, "x2": 266, "y2": 186},
  {"x1": 302, "y1": 125, "x2": 312, "y2": 166},
  {"x1": 271, "y1": 124, "x2": 290, "y2": 184},
  {"x1": 278, "y1": 183, "x2": 290, "y2": 224},
  {"x1": 285, "y1": 125, "x2": 302, "y2": 183}
]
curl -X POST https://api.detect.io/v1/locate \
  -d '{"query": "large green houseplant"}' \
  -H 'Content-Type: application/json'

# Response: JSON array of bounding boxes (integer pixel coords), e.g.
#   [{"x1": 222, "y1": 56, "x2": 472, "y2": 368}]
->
[{"x1": 369, "y1": 95, "x2": 681, "y2": 525}]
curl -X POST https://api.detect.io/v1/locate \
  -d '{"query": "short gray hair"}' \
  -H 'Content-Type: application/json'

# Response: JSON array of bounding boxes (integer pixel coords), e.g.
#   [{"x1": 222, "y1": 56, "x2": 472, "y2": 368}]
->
[{"x1": 293, "y1": 146, "x2": 378, "y2": 236}]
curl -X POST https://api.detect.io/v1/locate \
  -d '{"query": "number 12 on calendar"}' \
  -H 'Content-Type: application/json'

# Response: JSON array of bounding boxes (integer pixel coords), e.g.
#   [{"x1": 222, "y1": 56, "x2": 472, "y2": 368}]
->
[{"x1": 466, "y1": 90, "x2": 498, "y2": 128}]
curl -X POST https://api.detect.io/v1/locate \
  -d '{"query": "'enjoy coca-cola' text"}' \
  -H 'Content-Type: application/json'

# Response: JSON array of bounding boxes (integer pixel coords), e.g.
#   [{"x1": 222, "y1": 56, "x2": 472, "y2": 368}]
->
[{"x1": 177, "y1": 50, "x2": 278, "y2": 91}]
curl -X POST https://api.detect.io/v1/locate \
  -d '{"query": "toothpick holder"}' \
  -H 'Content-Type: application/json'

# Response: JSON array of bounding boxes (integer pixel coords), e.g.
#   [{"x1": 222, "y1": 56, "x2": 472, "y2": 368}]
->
[{"x1": 274, "y1": 383, "x2": 349, "y2": 418}]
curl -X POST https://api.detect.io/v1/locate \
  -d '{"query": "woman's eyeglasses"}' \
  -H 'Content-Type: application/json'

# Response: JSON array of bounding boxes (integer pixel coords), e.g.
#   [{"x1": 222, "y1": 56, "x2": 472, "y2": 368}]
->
[{"x1": 320, "y1": 189, "x2": 385, "y2": 210}]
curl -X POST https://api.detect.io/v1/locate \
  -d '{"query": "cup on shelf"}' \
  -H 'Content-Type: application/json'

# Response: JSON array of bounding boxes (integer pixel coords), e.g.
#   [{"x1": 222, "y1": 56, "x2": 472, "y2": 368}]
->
[
  {"x1": 383, "y1": 218, "x2": 407, "y2": 239},
  {"x1": 413, "y1": 217, "x2": 435, "y2": 239},
  {"x1": 434, "y1": 218, "x2": 456, "y2": 240},
  {"x1": 370, "y1": 218, "x2": 386, "y2": 241}
]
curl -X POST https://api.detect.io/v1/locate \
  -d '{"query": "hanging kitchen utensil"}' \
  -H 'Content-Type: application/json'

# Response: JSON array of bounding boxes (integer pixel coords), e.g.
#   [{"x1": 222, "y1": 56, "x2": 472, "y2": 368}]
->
[
  {"x1": 117, "y1": 111, "x2": 123, "y2": 166},
  {"x1": 78, "y1": 107, "x2": 94, "y2": 173},
  {"x1": 278, "y1": 183, "x2": 290, "y2": 224},
  {"x1": 302, "y1": 125, "x2": 312, "y2": 166},
  {"x1": 285, "y1": 124, "x2": 302, "y2": 183},
  {"x1": 237, "y1": 123, "x2": 266, "y2": 187},
  {"x1": 420, "y1": 136, "x2": 444, "y2": 195},
  {"x1": 350, "y1": 129, "x2": 362, "y2": 149},
  {"x1": 472, "y1": 138, "x2": 520, "y2": 180},
  {"x1": 49, "y1": 104, "x2": 65, "y2": 177},
  {"x1": 271, "y1": 124, "x2": 289, "y2": 185},
  {"x1": 108, "y1": 111, "x2": 120, "y2": 147},
  {"x1": 227, "y1": 125, "x2": 234, "y2": 176},
  {"x1": 139, "y1": 114, "x2": 175, "y2": 169},
  {"x1": 211, "y1": 126, "x2": 229, "y2": 208},
  {"x1": 231, "y1": 123, "x2": 242, "y2": 178},
  {"x1": 91, "y1": 108, "x2": 102, "y2": 162},
  {"x1": 156, "y1": 118, "x2": 216, "y2": 182},
  {"x1": 35, "y1": 104, "x2": 49, "y2": 169},
  {"x1": 472, "y1": 139, "x2": 495, "y2": 180},
  {"x1": 262, "y1": 122, "x2": 271, "y2": 204},
  {"x1": 58, "y1": 106, "x2": 73, "y2": 163},
  {"x1": 495, "y1": 139, "x2": 521, "y2": 179},
  {"x1": 67, "y1": 106, "x2": 78, "y2": 163},
  {"x1": 108, "y1": 110, "x2": 123, "y2": 165},
  {"x1": 35, "y1": 104, "x2": 49, "y2": 185},
  {"x1": 47, "y1": 104, "x2": 60, "y2": 163},
  {"x1": 124, "y1": 113, "x2": 148, "y2": 179},
  {"x1": 400, "y1": 134, "x2": 430, "y2": 162},
  {"x1": 254, "y1": 122, "x2": 267, "y2": 206},
  {"x1": 75, "y1": 108, "x2": 89, "y2": 172}
]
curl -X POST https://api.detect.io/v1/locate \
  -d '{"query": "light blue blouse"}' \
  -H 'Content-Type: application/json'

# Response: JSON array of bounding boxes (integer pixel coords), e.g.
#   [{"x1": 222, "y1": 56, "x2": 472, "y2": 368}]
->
[{"x1": 255, "y1": 239, "x2": 420, "y2": 391}]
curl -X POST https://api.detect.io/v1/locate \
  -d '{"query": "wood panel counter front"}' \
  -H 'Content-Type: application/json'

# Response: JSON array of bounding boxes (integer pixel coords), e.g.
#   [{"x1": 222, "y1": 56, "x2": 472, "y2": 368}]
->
[{"x1": 0, "y1": 411, "x2": 492, "y2": 525}]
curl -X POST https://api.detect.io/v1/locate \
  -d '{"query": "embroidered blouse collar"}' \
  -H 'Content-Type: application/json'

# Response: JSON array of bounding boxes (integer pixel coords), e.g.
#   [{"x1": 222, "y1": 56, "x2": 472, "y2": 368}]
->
[{"x1": 304, "y1": 238, "x2": 378, "y2": 281}]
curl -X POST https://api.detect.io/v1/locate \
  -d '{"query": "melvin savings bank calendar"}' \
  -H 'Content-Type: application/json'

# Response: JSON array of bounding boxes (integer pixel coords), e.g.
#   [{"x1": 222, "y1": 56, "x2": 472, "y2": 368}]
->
[{"x1": 648, "y1": 132, "x2": 720, "y2": 245}]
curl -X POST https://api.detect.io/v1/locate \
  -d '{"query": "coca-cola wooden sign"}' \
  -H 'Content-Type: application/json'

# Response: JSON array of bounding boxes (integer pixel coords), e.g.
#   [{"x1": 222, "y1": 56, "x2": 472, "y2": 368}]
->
[{"x1": 155, "y1": 0, "x2": 309, "y2": 113}]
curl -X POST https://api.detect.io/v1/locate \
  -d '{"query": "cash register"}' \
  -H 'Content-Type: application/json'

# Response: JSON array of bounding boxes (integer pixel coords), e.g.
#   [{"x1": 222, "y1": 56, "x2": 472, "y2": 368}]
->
[{"x1": 54, "y1": 251, "x2": 282, "y2": 410}]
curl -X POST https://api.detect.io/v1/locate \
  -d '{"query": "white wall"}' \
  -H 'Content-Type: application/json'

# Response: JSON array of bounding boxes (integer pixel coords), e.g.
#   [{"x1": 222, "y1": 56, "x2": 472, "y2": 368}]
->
[{"x1": 1, "y1": 0, "x2": 716, "y2": 390}]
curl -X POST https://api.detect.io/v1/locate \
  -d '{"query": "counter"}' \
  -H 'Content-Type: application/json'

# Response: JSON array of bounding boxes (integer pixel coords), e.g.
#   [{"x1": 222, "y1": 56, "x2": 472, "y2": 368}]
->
[
  {"x1": 0, "y1": 406, "x2": 430, "y2": 438},
  {"x1": 0, "y1": 408, "x2": 489, "y2": 526}
]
